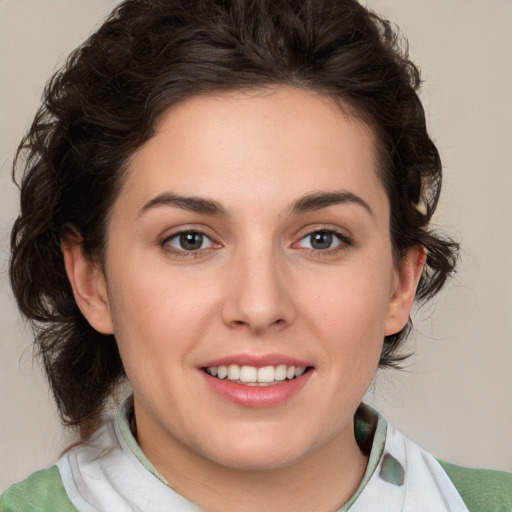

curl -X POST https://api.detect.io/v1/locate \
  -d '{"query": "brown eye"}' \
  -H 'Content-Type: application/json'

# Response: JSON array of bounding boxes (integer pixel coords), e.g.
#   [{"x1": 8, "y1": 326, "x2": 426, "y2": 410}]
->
[
  {"x1": 310, "y1": 232, "x2": 333, "y2": 250},
  {"x1": 180, "y1": 232, "x2": 204, "y2": 251},
  {"x1": 165, "y1": 231, "x2": 213, "y2": 252},
  {"x1": 296, "y1": 229, "x2": 351, "y2": 252}
]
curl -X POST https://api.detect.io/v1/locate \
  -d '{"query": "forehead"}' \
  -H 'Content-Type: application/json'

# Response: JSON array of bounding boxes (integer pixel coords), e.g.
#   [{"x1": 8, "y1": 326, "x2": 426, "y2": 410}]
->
[{"x1": 118, "y1": 87, "x2": 387, "y2": 221}]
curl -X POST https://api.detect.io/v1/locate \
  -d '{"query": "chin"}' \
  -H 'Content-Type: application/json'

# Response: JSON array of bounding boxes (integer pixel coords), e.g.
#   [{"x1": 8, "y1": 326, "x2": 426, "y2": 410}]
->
[
  {"x1": 197, "y1": 429, "x2": 317, "y2": 472},
  {"x1": 214, "y1": 449, "x2": 304, "y2": 472}
]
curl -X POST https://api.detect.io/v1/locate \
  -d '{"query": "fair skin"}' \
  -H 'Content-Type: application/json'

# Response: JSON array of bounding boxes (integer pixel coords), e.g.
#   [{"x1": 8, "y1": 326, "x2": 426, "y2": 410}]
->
[{"x1": 63, "y1": 87, "x2": 424, "y2": 512}]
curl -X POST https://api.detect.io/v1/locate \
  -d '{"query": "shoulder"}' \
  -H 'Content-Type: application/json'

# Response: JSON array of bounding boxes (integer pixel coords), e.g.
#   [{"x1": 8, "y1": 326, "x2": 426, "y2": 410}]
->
[
  {"x1": 0, "y1": 466, "x2": 77, "y2": 512},
  {"x1": 438, "y1": 459, "x2": 512, "y2": 512}
]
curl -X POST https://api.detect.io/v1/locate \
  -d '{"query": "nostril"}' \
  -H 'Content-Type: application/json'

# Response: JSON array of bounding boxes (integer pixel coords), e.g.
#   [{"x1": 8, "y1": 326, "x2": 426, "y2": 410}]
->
[{"x1": 270, "y1": 318, "x2": 288, "y2": 330}]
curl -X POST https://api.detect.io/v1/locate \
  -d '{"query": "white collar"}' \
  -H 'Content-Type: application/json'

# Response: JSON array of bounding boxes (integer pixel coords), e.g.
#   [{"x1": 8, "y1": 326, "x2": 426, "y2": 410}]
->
[{"x1": 57, "y1": 398, "x2": 468, "y2": 511}]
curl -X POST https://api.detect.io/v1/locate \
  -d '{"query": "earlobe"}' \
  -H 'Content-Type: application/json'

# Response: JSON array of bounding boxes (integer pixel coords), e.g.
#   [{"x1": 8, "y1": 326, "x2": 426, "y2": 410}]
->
[
  {"x1": 384, "y1": 245, "x2": 426, "y2": 336},
  {"x1": 61, "y1": 233, "x2": 114, "y2": 335}
]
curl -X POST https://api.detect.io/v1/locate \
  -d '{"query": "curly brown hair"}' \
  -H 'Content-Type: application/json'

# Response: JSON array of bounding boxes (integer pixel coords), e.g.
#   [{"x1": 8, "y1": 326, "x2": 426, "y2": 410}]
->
[{"x1": 10, "y1": 0, "x2": 458, "y2": 437}]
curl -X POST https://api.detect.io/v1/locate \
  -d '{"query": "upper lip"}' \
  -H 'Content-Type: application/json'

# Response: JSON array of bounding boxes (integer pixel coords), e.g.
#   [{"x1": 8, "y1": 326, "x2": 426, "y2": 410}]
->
[{"x1": 201, "y1": 353, "x2": 313, "y2": 369}]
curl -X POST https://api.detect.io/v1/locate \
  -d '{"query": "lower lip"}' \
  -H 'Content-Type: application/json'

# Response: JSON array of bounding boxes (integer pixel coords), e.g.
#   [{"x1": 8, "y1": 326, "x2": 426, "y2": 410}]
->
[{"x1": 201, "y1": 370, "x2": 313, "y2": 408}]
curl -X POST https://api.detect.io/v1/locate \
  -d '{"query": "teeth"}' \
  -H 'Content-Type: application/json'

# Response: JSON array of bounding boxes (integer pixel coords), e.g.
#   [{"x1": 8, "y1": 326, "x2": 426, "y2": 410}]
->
[
  {"x1": 227, "y1": 364, "x2": 240, "y2": 380},
  {"x1": 274, "y1": 364, "x2": 287, "y2": 381},
  {"x1": 294, "y1": 367, "x2": 305, "y2": 377},
  {"x1": 240, "y1": 366, "x2": 257, "y2": 382},
  {"x1": 257, "y1": 366, "x2": 275, "y2": 383},
  {"x1": 206, "y1": 364, "x2": 307, "y2": 384},
  {"x1": 217, "y1": 365, "x2": 228, "y2": 379}
]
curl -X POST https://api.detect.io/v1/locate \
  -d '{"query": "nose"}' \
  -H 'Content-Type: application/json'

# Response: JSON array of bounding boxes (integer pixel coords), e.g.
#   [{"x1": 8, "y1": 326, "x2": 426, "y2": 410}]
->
[{"x1": 221, "y1": 243, "x2": 296, "y2": 335}]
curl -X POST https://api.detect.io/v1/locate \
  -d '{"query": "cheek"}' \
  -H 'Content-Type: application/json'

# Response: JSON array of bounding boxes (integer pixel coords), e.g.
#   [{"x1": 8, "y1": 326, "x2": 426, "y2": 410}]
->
[
  {"x1": 105, "y1": 269, "x2": 218, "y2": 371},
  {"x1": 297, "y1": 260, "x2": 393, "y2": 360}
]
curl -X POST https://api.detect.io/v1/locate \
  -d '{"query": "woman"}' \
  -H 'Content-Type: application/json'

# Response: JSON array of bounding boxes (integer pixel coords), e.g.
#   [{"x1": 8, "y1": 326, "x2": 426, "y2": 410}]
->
[{"x1": 2, "y1": 0, "x2": 511, "y2": 510}]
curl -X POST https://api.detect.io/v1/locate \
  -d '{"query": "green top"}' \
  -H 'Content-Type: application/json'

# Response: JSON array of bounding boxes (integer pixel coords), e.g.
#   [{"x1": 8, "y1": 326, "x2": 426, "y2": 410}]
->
[
  {"x1": 2, "y1": 403, "x2": 511, "y2": 512},
  {"x1": 0, "y1": 466, "x2": 75, "y2": 512},
  {"x1": 2, "y1": 462, "x2": 511, "y2": 511},
  {"x1": 438, "y1": 460, "x2": 512, "y2": 512}
]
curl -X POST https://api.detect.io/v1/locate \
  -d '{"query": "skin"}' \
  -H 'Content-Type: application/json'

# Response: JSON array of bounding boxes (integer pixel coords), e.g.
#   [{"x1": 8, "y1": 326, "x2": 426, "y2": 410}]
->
[{"x1": 63, "y1": 86, "x2": 424, "y2": 511}]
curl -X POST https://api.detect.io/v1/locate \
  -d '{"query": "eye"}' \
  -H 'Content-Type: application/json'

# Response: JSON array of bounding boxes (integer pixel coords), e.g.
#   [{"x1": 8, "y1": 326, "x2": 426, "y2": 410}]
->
[
  {"x1": 296, "y1": 230, "x2": 350, "y2": 251},
  {"x1": 164, "y1": 231, "x2": 215, "y2": 252}
]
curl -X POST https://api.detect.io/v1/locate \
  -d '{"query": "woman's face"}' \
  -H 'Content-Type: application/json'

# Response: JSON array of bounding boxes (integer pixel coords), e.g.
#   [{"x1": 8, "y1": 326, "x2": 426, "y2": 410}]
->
[{"x1": 76, "y1": 87, "x2": 420, "y2": 472}]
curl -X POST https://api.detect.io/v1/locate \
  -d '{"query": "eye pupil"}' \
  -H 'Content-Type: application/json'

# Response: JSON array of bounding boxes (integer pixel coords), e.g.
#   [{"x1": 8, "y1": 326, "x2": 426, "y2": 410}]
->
[
  {"x1": 180, "y1": 232, "x2": 203, "y2": 250},
  {"x1": 311, "y1": 232, "x2": 333, "y2": 249}
]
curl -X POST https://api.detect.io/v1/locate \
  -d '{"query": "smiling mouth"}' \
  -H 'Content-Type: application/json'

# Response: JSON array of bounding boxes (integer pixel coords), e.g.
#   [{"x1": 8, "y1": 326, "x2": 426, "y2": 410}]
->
[{"x1": 204, "y1": 364, "x2": 312, "y2": 386}]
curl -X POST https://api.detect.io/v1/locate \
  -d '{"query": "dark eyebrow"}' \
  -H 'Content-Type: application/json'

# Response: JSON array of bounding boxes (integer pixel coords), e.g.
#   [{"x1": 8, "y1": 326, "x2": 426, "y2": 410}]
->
[
  {"x1": 289, "y1": 190, "x2": 374, "y2": 218},
  {"x1": 137, "y1": 192, "x2": 228, "y2": 217}
]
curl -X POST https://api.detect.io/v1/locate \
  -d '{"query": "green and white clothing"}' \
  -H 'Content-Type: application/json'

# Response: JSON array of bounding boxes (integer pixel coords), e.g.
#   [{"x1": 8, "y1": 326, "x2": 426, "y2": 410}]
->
[{"x1": 2, "y1": 399, "x2": 511, "y2": 511}]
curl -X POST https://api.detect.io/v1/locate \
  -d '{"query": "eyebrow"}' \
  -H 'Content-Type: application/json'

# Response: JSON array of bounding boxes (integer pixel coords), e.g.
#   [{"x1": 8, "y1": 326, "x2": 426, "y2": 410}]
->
[
  {"x1": 137, "y1": 192, "x2": 228, "y2": 217},
  {"x1": 289, "y1": 190, "x2": 374, "y2": 218},
  {"x1": 137, "y1": 189, "x2": 373, "y2": 219}
]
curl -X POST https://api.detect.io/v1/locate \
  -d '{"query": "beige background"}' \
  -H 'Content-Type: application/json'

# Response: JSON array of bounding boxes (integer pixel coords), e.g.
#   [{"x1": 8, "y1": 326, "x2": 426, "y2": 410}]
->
[{"x1": 1, "y1": 0, "x2": 511, "y2": 492}]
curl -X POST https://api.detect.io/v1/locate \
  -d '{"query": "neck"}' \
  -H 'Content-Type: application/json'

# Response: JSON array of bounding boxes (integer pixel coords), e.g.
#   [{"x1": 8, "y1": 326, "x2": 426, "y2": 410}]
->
[{"x1": 136, "y1": 415, "x2": 368, "y2": 512}]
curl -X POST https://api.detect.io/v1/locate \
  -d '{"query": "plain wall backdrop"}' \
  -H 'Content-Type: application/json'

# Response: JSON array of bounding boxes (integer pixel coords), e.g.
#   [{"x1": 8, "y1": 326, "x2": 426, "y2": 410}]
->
[{"x1": 1, "y1": 0, "x2": 511, "y2": 492}]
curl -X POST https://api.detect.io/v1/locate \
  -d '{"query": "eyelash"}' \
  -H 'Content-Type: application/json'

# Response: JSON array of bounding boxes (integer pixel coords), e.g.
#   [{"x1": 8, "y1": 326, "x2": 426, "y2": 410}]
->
[
  {"x1": 162, "y1": 229, "x2": 218, "y2": 258},
  {"x1": 161, "y1": 227, "x2": 352, "y2": 258},
  {"x1": 294, "y1": 228, "x2": 352, "y2": 257}
]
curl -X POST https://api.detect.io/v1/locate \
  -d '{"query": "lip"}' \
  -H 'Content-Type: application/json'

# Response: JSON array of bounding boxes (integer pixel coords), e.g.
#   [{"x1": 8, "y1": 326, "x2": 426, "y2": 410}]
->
[
  {"x1": 201, "y1": 353, "x2": 312, "y2": 369},
  {"x1": 200, "y1": 366, "x2": 313, "y2": 409}
]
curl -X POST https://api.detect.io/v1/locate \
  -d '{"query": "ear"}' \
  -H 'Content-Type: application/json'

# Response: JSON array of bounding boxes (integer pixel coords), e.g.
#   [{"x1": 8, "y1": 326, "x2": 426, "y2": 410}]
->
[
  {"x1": 61, "y1": 233, "x2": 114, "y2": 335},
  {"x1": 385, "y1": 245, "x2": 426, "y2": 336}
]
